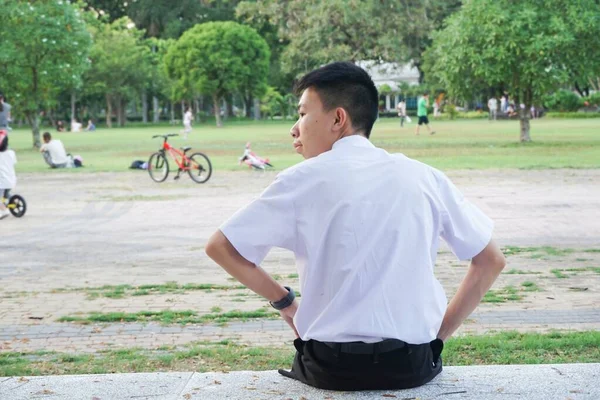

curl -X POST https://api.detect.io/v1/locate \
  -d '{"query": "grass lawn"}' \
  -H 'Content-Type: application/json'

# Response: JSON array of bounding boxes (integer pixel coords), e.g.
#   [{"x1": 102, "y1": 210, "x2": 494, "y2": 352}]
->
[
  {"x1": 7, "y1": 118, "x2": 600, "y2": 173},
  {"x1": 1, "y1": 331, "x2": 598, "y2": 376}
]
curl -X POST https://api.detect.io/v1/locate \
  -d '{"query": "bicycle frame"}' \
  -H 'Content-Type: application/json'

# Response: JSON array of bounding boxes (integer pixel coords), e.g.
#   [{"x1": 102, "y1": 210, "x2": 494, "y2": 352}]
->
[{"x1": 160, "y1": 139, "x2": 191, "y2": 170}]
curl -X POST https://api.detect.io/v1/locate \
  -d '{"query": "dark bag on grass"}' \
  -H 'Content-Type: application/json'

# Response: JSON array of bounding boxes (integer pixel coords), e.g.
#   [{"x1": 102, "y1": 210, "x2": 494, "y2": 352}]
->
[{"x1": 129, "y1": 160, "x2": 147, "y2": 170}]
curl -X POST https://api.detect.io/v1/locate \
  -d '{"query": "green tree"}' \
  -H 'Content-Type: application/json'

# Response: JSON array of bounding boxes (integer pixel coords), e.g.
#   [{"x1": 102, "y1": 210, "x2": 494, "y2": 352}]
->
[
  {"x1": 0, "y1": 0, "x2": 92, "y2": 147},
  {"x1": 84, "y1": 17, "x2": 151, "y2": 127},
  {"x1": 424, "y1": 0, "x2": 600, "y2": 142},
  {"x1": 128, "y1": 0, "x2": 240, "y2": 39},
  {"x1": 164, "y1": 21, "x2": 270, "y2": 127},
  {"x1": 84, "y1": 0, "x2": 128, "y2": 22},
  {"x1": 236, "y1": 0, "x2": 459, "y2": 80}
]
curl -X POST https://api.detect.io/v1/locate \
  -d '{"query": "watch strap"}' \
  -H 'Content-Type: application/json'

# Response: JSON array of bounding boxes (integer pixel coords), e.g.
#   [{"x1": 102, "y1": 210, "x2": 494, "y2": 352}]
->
[{"x1": 270, "y1": 286, "x2": 295, "y2": 310}]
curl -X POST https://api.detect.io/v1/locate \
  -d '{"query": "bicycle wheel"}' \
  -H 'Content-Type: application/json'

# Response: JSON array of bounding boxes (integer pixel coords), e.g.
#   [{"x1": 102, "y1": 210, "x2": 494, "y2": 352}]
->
[
  {"x1": 187, "y1": 152, "x2": 212, "y2": 183},
  {"x1": 8, "y1": 194, "x2": 26, "y2": 217},
  {"x1": 148, "y1": 152, "x2": 169, "y2": 183}
]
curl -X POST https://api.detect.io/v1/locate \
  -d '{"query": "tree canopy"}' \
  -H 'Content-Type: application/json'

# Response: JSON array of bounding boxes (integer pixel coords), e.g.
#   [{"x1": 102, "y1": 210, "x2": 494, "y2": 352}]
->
[
  {"x1": 84, "y1": 17, "x2": 151, "y2": 128},
  {"x1": 165, "y1": 21, "x2": 270, "y2": 127},
  {"x1": 424, "y1": 0, "x2": 600, "y2": 141},
  {"x1": 0, "y1": 0, "x2": 92, "y2": 147},
  {"x1": 236, "y1": 0, "x2": 459, "y2": 79}
]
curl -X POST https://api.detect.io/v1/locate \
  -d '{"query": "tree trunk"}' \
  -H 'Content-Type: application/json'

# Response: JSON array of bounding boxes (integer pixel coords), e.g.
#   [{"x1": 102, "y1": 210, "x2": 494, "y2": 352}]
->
[
  {"x1": 226, "y1": 94, "x2": 234, "y2": 118},
  {"x1": 152, "y1": 96, "x2": 160, "y2": 123},
  {"x1": 213, "y1": 94, "x2": 223, "y2": 127},
  {"x1": 519, "y1": 106, "x2": 531, "y2": 142},
  {"x1": 244, "y1": 94, "x2": 252, "y2": 118},
  {"x1": 70, "y1": 91, "x2": 76, "y2": 122},
  {"x1": 181, "y1": 100, "x2": 185, "y2": 119},
  {"x1": 26, "y1": 112, "x2": 41, "y2": 148},
  {"x1": 105, "y1": 94, "x2": 113, "y2": 128},
  {"x1": 194, "y1": 97, "x2": 200, "y2": 122},
  {"x1": 141, "y1": 90, "x2": 148, "y2": 123},
  {"x1": 120, "y1": 97, "x2": 126, "y2": 127},
  {"x1": 170, "y1": 101, "x2": 174, "y2": 122},
  {"x1": 47, "y1": 109, "x2": 56, "y2": 128},
  {"x1": 253, "y1": 97, "x2": 261, "y2": 120},
  {"x1": 116, "y1": 96, "x2": 123, "y2": 127}
]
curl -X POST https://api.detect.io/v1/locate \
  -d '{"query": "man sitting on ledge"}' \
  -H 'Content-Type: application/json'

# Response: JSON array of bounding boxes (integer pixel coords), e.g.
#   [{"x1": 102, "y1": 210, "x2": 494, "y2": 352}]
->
[{"x1": 206, "y1": 62, "x2": 506, "y2": 391}]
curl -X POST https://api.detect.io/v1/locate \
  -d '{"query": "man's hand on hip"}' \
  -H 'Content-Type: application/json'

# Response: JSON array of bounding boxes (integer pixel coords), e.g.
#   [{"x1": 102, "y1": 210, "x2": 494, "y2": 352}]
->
[{"x1": 280, "y1": 299, "x2": 300, "y2": 338}]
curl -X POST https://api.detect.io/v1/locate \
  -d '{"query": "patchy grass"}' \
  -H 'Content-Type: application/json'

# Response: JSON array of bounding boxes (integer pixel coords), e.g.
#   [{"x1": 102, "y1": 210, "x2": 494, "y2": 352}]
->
[
  {"x1": 549, "y1": 267, "x2": 600, "y2": 279},
  {"x1": 551, "y1": 269, "x2": 569, "y2": 279},
  {"x1": 287, "y1": 273, "x2": 299, "y2": 279},
  {"x1": 2, "y1": 331, "x2": 599, "y2": 376},
  {"x1": 521, "y1": 281, "x2": 542, "y2": 292},
  {"x1": 57, "y1": 308, "x2": 279, "y2": 325},
  {"x1": 482, "y1": 286, "x2": 523, "y2": 303},
  {"x1": 502, "y1": 246, "x2": 574, "y2": 257},
  {"x1": 505, "y1": 269, "x2": 542, "y2": 275},
  {"x1": 53, "y1": 282, "x2": 247, "y2": 300}
]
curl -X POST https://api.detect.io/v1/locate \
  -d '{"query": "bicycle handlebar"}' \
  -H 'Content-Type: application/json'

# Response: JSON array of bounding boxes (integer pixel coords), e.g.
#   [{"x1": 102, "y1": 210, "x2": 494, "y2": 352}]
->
[{"x1": 151, "y1": 134, "x2": 179, "y2": 139}]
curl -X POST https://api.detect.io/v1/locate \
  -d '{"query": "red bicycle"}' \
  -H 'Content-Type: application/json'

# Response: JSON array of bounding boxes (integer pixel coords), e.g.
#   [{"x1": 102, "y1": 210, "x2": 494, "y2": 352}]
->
[{"x1": 148, "y1": 134, "x2": 212, "y2": 183}]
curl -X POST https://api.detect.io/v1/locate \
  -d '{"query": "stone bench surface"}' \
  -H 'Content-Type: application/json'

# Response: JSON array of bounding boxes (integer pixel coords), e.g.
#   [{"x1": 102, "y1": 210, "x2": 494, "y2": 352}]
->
[{"x1": 1, "y1": 363, "x2": 598, "y2": 400}]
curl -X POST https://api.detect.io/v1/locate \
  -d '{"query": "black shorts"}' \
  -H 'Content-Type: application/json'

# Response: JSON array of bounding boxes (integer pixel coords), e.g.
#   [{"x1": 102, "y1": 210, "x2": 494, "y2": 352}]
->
[{"x1": 418, "y1": 116, "x2": 429, "y2": 125}]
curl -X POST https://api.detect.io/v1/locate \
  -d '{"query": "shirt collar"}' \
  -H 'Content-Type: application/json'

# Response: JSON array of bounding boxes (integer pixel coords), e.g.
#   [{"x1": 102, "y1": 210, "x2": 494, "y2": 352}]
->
[{"x1": 332, "y1": 134, "x2": 375, "y2": 150}]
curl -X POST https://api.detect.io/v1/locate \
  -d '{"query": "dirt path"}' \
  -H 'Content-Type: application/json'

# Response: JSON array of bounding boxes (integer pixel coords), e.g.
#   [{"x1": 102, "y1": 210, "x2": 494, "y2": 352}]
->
[{"x1": 1, "y1": 169, "x2": 599, "y2": 352}]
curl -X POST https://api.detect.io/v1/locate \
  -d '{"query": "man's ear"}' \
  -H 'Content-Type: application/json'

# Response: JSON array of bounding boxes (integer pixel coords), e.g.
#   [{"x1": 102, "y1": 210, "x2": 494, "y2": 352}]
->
[{"x1": 333, "y1": 107, "x2": 350, "y2": 131}]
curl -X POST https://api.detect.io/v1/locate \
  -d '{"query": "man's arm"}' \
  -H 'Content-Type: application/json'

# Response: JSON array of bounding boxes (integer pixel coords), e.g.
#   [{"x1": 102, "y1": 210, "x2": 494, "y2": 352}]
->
[
  {"x1": 437, "y1": 239, "x2": 506, "y2": 341},
  {"x1": 205, "y1": 230, "x2": 299, "y2": 336}
]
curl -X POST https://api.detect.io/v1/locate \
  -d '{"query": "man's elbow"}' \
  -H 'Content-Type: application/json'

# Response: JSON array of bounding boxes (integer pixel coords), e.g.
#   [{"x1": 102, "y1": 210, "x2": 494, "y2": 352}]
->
[
  {"x1": 495, "y1": 252, "x2": 507, "y2": 272},
  {"x1": 205, "y1": 231, "x2": 226, "y2": 261}
]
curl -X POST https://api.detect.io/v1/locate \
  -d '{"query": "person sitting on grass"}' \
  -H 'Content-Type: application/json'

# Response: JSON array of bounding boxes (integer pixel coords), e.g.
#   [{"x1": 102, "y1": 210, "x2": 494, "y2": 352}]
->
[
  {"x1": 0, "y1": 131, "x2": 16, "y2": 220},
  {"x1": 85, "y1": 119, "x2": 96, "y2": 132},
  {"x1": 40, "y1": 132, "x2": 69, "y2": 169}
]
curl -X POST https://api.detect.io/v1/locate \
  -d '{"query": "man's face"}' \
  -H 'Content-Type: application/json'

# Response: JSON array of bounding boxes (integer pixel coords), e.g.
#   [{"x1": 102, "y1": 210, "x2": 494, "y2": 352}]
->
[{"x1": 290, "y1": 88, "x2": 337, "y2": 159}]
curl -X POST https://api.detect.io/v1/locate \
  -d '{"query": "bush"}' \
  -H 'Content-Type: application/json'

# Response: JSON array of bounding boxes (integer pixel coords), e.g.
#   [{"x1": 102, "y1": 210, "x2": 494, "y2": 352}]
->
[
  {"x1": 584, "y1": 93, "x2": 600, "y2": 107},
  {"x1": 543, "y1": 90, "x2": 584, "y2": 112},
  {"x1": 445, "y1": 103, "x2": 458, "y2": 120},
  {"x1": 545, "y1": 111, "x2": 600, "y2": 119}
]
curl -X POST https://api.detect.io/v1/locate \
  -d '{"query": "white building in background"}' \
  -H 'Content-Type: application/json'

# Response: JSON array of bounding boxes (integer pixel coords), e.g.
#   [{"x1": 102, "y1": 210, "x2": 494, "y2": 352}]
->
[{"x1": 356, "y1": 61, "x2": 421, "y2": 111}]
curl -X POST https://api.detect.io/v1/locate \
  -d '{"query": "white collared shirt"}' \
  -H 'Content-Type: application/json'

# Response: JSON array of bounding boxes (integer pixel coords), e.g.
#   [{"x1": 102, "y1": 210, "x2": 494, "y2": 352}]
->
[{"x1": 220, "y1": 135, "x2": 493, "y2": 344}]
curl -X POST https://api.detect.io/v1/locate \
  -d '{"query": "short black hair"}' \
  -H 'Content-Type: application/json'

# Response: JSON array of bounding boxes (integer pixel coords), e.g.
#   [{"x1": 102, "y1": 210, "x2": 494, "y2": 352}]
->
[
  {"x1": 294, "y1": 62, "x2": 379, "y2": 138},
  {"x1": 43, "y1": 132, "x2": 52, "y2": 141}
]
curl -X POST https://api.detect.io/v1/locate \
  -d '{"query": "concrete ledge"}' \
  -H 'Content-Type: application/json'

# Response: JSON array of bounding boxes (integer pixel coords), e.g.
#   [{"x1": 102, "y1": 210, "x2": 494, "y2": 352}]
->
[{"x1": 1, "y1": 364, "x2": 598, "y2": 399}]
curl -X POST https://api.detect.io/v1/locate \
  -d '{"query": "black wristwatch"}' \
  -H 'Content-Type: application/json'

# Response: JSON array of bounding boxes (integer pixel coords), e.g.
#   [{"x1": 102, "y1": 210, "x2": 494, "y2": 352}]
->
[{"x1": 270, "y1": 286, "x2": 295, "y2": 310}]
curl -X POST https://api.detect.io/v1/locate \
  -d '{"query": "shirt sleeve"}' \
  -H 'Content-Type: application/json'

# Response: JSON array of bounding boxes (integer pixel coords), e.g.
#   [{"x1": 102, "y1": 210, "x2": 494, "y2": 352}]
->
[
  {"x1": 434, "y1": 170, "x2": 494, "y2": 261},
  {"x1": 219, "y1": 172, "x2": 296, "y2": 266}
]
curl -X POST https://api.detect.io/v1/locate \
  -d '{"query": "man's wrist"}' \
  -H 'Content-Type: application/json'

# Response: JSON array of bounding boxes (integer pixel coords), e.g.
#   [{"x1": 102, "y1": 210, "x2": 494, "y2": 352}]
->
[{"x1": 269, "y1": 286, "x2": 295, "y2": 310}]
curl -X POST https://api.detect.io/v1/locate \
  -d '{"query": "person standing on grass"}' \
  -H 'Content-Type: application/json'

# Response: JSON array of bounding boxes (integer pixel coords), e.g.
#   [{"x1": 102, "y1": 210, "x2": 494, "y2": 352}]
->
[
  {"x1": 206, "y1": 61, "x2": 505, "y2": 391},
  {"x1": 488, "y1": 96, "x2": 498, "y2": 121},
  {"x1": 396, "y1": 99, "x2": 406, "y2": 127},
  {"x1": 0, "y1": 93, "x2": 12, "y2": 131},
  {"x1": 416, "y1": 93, "x2": 435, "y2": 135},
  {"x1": 182, "y1": 106, "x2": 193, "y2": 139}
]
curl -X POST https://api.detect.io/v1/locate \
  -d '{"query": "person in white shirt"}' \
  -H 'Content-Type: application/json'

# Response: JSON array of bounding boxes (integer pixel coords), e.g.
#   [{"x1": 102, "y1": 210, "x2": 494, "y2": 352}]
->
[
  {"x1": 0, "y1": 131, "x2": 17, "y2": 219},
  {"x1": 205, "y1": 62, "x2": 506, "y2": 391},
  {"x1": 40, "y1": 132, "x2": 69, "y2": 168},
  {"x1": 182, "y1": 107, "x2": 193, "y2": 139},
  {"x1": 396, "y1": 99, "x2": 406, "y2": 127},
  {"x1": 71, "y1": 118, "x2": 82, "y2": 133},
  {"x1": 488, "y1": 96, "x2": 498, "y2": 121}
]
